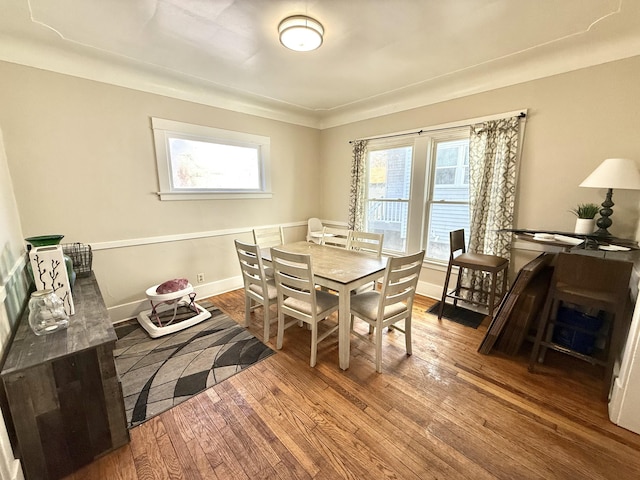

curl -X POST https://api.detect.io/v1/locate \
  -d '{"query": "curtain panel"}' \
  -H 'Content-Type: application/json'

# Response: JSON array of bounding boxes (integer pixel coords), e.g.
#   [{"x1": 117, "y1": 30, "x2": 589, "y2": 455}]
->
[
  {"x1": 348, "y1": 140, "x2": 368, "y2": 230},
  {"x1": 463, "y1": 115, "x2": 521, "y2": 302}
]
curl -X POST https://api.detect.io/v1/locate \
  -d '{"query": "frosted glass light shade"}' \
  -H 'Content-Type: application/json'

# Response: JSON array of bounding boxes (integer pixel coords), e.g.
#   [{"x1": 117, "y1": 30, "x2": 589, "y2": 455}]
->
[
  {"x1": 278, "y1": 15, "x2": 324, "y2": 52},
  {"x1": 580, "y1": 158, "x2": 640, "y2": 190}
]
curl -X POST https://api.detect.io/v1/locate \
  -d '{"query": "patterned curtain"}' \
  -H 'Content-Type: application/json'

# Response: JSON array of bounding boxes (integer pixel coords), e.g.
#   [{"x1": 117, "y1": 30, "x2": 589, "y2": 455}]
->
[
  {"x1": 348, "y1": 140, "x2": 368, "y2": 230},
  {"x1": 462, "y1": 116, "x2": 520, "y2": 302}
]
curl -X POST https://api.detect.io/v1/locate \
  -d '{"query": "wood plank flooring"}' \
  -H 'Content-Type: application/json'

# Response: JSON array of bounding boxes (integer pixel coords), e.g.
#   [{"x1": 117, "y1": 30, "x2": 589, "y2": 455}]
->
[{"x1": 66, "y1": 290, "x2": 640, "y2": 480}]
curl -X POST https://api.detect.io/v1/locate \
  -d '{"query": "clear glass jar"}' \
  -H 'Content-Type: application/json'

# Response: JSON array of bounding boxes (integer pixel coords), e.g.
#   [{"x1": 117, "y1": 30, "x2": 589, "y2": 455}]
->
[{"x1": 28, "y1": 289, "x2": 69, "y2": 335}]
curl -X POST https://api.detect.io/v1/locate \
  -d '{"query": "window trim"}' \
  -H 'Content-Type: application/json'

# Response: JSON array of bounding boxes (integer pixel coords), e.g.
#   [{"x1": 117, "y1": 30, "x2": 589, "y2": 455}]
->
[{"x1": 152, "y1": 117, "x2": 272, "y2": 201}]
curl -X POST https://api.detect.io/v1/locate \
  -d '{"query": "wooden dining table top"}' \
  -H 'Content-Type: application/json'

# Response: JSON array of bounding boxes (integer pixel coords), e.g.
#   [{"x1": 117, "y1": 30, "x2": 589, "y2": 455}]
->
[{"x1": 262, "y1": 241, "x2": 388, "y2": 285}]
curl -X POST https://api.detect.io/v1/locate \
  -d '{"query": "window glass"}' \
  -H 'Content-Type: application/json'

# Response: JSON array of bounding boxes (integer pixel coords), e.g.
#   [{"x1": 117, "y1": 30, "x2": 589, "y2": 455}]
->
[
  {"x1": 365, "y1": 145, "x2": 412, "y2": 252},
  {"x1": 152, "y1": 118, "x2": 271, "y2": 200},
  {"x1": 427, "y1": 137, "x2": 470, "y2": 261},
  {"x1": 168, "y1": 138, "x2": 260, "y2": 190}
]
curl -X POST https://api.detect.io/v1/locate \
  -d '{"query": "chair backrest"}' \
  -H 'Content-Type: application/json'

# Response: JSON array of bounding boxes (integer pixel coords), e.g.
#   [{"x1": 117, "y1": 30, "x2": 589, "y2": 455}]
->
[
  {"x1": 235, "y1": 240, "x2": 270, "y2": 299},
  {"x1": 449, "y1": 229, "x2": 467, "y2": 257},
  {"x1": 270, "y1": 248, "x2": 318, "y2": 321},
  {"x1": 553, "y1": 253, "x2": 632, "y2": 298},
  {"x1": 348, "y1": 231, "x2": 384, "y2": 258},
  {"x1": 307, "y1": 217, "x2": 324, "y2": 242},
  {"x1": 253, "y1": 226, "x2": 284, "y2": 248},
  {"x1": 320, "y1": 226, "x2": 351, "y2": 249},
  {"x1": 377, "y1": 250, "x2": 425, "y2": 319},
  {"x1": 308, "y1": 217, "x2": 323, "y2": 234}
]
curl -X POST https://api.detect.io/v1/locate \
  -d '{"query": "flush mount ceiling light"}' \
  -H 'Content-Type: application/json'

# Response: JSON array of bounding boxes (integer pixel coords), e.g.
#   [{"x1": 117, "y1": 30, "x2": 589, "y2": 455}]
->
[{"x1": 278, "y1": 15, "x2": 324, "y2": 52}]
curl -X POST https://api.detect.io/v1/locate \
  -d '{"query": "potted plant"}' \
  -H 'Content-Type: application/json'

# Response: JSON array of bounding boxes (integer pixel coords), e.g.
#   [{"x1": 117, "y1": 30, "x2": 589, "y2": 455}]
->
[{"x1": 571, "y1": 203, "x2": 599, "y2": 234}]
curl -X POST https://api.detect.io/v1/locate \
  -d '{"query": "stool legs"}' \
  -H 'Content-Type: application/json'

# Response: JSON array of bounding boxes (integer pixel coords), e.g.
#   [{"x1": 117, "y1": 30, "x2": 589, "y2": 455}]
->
[
  {"x1": 488, "y1": 271, "x2": 497, "y2": 317},
  {"x1": 438, "y1": 262, "x2": 454, "y2": 319},
  {"x1": 528, "y1": 291, "x2": 555, "y2": 372}
]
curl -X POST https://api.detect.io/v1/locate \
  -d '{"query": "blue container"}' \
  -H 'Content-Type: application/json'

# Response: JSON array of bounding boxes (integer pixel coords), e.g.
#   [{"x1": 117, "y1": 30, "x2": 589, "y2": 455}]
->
[{"x1": 552, "y1": 306, "x2": 603, "y2": 355}]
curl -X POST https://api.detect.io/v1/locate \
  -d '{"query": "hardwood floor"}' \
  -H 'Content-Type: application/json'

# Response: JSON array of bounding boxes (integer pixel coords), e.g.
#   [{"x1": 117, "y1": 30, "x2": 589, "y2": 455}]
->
[{"x1": 67, "y1": 290, "x2": 640, "y2": 479}]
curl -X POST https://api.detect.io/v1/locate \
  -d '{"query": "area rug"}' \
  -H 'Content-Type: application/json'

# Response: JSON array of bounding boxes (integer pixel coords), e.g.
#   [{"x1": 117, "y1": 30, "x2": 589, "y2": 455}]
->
[
  {"x1": 114, "y1": 300, "x2": 274, "y2": 428},
  {"x1": 427, "y1": 301, "x2": 486, "y2": 329}
]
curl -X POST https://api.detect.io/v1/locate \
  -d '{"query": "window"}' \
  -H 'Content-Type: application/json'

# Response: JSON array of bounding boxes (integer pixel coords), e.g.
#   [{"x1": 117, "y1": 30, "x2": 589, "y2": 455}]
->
[
  {"x1": 425, "y1": 137, "x2": 470, "y2": 261},
  {"x1": 364, "y1": 144, "x2": 412, "y2": 252},
  {"x1": 152, "y1": 118, "x2": 271, "y2": 200},
  {"x1": 363, "y1": 129, "x2": 470, "y2": 261}
]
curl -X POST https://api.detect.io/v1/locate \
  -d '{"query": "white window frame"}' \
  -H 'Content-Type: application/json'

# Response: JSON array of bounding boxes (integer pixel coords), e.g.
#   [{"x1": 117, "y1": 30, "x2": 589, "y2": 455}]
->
[
  {"x1": 424, "y1": 130, "x2": 471, "y2": 263},
  {"x1": 152, "y1": 117, "x2": 272, "y2": 200},
  {"x1": 360, "y1": 109, "x2": 525, "y2": 264}
]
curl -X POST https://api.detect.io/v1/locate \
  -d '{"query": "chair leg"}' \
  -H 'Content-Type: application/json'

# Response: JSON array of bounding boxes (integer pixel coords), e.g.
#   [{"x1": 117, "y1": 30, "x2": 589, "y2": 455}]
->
[
  {"x1": 501, "y1": 267, "x2": 509, "y2": 301},
  {"x1": 276, "y1": 310, "x2": 285, "y2": 350},
  {"x1": 439, "y1": 263, "x2": 453, "y2": 319},
  {"x1": 488, "y1": 271, "x2": 497, "y2": 317},
  {"x1": 375, "y1": 323, "x2": 383, "y2": 373},
  {"x1": 310, "y1": 321, "x2": 318, "y2": 367},
  {"x1": 528, "y1": 293, "x2": 555, "y2": 372},
  {"x1": 405, "y1": 315, "x2": 412, "y2": 356},
  {"x1": 244, "y1": 295, "x2": 252, "y2": 327},
  {"x1": 263, "y1": 304, "x2": 271, "y2": 342},
  {"x1": 453, "y1": 267, "x2": 464, "y2": 309}
]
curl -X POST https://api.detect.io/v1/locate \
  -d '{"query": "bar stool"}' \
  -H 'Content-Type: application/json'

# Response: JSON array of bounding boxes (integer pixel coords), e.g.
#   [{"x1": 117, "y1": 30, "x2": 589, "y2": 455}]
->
[
  {"x1": 439, "y1": 229, "x2": 509, "y2": 319},
  {"x1": 528, "y1": 252, "x2": 632, "y2": 399}
]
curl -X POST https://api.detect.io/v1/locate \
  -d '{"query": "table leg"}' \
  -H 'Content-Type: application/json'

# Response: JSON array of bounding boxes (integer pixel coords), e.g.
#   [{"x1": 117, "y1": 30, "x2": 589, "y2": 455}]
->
[{"x1": 338, "y1": 284, "x2": 351, "y2": 370}]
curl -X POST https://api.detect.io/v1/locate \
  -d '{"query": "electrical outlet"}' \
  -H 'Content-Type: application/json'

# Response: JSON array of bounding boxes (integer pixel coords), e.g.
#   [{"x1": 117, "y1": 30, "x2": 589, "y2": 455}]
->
[{"x1": 196, "y1": 273, "x2": 205, "y2": 283}]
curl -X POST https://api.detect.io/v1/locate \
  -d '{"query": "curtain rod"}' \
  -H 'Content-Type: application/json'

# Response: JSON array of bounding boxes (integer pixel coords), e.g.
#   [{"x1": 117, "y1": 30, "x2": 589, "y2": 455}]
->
[{"x1": 348, "y1": 111, "x2": 526, "y2": 144}]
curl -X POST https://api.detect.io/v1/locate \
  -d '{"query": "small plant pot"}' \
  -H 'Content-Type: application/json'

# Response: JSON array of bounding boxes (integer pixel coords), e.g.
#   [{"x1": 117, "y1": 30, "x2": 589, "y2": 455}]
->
[{"x1": 574, "y1": 218, "x2": 596, "y2": 235}]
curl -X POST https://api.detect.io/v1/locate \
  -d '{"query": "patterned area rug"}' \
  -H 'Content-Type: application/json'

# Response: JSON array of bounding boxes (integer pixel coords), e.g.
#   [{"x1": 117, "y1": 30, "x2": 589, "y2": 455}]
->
[
  {"x1": 114, "y1": 300, "x2": 274, "y2": 428},
  {"x1": 427, "y1": 301, "x2": 486, "y2": 329}
]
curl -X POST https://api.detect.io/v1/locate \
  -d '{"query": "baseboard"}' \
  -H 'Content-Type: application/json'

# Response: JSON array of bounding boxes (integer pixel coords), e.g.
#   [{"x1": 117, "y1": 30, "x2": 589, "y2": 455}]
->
[
  {"x1": 108, "y1": 276, "x2": 441, "y2": 324},
  {"x1": 417, "y1": 279, "x2": 441, "y2": 301},
  {"x1": 108, "y1": 276, "x2": 243, "y2": 323}
]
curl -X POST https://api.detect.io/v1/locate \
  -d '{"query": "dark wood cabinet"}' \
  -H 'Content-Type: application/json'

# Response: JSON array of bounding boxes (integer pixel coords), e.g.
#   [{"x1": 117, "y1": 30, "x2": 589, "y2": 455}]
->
[{"x1": 1, "y1": 273, "x2": 129, "y2": 480}]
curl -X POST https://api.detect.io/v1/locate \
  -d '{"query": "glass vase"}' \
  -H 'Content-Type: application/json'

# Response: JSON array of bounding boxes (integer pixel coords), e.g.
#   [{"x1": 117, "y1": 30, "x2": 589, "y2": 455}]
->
[{"x1": 28, "y1": 290, "x2": 69, "y2": 335}]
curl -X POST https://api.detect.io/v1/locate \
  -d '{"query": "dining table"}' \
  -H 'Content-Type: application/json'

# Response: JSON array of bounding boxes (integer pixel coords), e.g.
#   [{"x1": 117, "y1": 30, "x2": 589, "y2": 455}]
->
[{"x1": 262, "y1": 241, "x2": 388, "y2": 370}]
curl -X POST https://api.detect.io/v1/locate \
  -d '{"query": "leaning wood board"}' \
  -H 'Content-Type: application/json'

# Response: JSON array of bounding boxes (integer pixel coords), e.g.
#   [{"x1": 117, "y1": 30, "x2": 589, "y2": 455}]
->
[
  {"x1": 478, "y1": 253, "x2": 554, "y2": 354},
  {"x1": 1, "y1": 273, "x2": 129, "y2": 480}
]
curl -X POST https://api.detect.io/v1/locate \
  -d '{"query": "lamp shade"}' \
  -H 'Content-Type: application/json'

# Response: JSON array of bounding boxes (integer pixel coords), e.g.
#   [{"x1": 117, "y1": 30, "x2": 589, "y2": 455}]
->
[
  {"x1": 278, "y1": 15, "x2": 324, "y2": 52},
  {"x1": 580, "y1": 158, "x2": 640, "y2": 190}
]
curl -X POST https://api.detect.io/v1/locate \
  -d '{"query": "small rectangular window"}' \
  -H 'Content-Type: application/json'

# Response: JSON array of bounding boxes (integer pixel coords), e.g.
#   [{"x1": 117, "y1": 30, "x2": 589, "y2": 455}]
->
[{"x1": 152, "y1": 118, "x2": 271, "y2": 200}]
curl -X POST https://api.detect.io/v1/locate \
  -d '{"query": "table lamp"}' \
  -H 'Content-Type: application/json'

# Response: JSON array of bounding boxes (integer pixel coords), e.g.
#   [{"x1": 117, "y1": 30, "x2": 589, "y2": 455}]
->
[{"x1": 579, "y1": 158, "x2": 640, "y2": 236}]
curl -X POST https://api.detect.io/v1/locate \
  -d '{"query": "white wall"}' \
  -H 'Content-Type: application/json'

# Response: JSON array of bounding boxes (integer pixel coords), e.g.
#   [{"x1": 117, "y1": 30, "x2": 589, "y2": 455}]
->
[
  {"x1": 0, "y1": 61, "x2": 321, "y2": 321},
  {"x1": 0, "y1": 128, "x2": 26, "y2": 480}
]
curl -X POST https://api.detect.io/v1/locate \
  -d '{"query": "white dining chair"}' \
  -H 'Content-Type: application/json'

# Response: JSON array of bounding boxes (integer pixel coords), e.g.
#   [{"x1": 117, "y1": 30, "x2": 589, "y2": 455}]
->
[
  {"x1": 234, "y1": 240, "x2": 278, "y2": 342},
  {"x1": 348, "y1": 230, "x2": 385, "y2": 308},
  {"x1": 253, "y1": 226, "x2": 285, "y2": 249},
  {"x1": 349, "y1": 250, "x2": 425, "y2": 373},
  {"x1": 320, "y1": 226, "x2": 351, "y2": 249},
  {"x1": 307, "y1": 217, "x2": 324, "y2": 243},
  {"x1": 348, "y1": 231, "x2": 384, "y2": 258},
  {"x1": 271, "y1": 248, "x2": 340, "y2": 367}
]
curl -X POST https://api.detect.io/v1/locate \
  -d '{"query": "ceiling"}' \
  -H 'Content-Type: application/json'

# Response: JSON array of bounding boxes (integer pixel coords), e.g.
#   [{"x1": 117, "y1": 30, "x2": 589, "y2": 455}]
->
[{"x1": 1, "y1": 0, "x2": 639, "y2": 128}]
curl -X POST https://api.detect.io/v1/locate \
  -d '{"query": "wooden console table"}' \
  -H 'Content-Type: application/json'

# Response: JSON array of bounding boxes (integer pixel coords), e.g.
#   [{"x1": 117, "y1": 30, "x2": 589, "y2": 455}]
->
[{"x1": 1, "y1": 273, "x2": 129, "y2": 480}]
